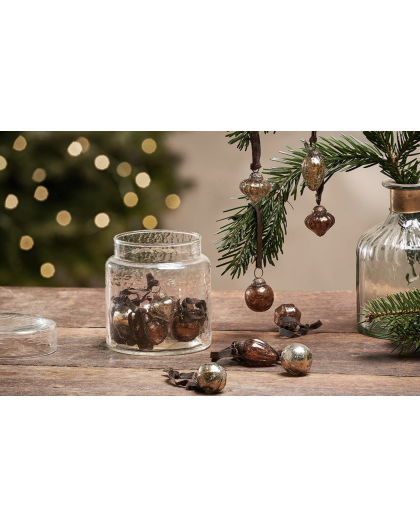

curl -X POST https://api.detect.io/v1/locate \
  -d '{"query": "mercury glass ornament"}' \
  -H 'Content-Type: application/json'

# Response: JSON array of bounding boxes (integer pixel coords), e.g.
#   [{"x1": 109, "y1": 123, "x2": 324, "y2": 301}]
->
[
  {"x1": 197, "y1": 364, "x2": 227, "y2": 394},
  {"x1": 143, "y1": 313, "x2": 168, "y2": 345},
  {"x1": 302, "y1": 148, "x2": 325, "y2": 191},
  {"x1": 239, "y1": 172, "x2": 272, "y2": 205},
  {"x1": 235, "y1": 339, "x2": 279, "y2": 367},
  {"x1": 274, "y1": 304, "x2": 301, "y2": 326},
  {"x1": 305, "y1": 205, "x2": 335, "y2": 236},
  {"x1": 245, "y1": 277, "x2": 274, "y2": 312},
  {"x1": 280, "y1": 343, "x2": 312, "y2": 375},
  {"x1": 112, "y1": 310, "x2": 132, "y2": 342},
  {"x1": 171, "y1": 317, "x2": 200, "y2": 342},
  {"x1": 150, "y1": 292, "x2": 176, "y2": 323}
]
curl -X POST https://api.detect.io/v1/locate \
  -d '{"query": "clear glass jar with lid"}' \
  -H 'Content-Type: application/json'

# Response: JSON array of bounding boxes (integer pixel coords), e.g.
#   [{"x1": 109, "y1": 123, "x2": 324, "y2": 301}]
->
[{"x1": 106, "y1": 230, "x2": 211, "y2": 356}]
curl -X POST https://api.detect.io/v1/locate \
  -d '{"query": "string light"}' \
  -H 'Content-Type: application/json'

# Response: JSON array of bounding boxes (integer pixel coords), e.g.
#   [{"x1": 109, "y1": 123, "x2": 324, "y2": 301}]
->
[
  {"x1": 20, "y1": 236, "x2": 34, "y2": 250},
  {"x1": 77, "y1": 137, "x2": 90, "y2": 153},
  {"x1": 5, "y1": 194, "x2": 18, "y2": 209},
  {"x1": 94, "y1": 155, "x2": 110, "y2": 170},
  {"x1": 34, "y1": 186, "x2": 48, "y2": 201},
  {"x1": 67, "y1": 141, "x2": 83, "y2": 157},
  {"x1": 13, "y1": 135, "x2": 27, "y2": 151},
  {"x1": 0, "y1": 156, "x2": 7, "y2": 170},
  {"x1": 143, "y1": 215, "x2": 157, "y2": 229},
  {"x1": 117, "y1": 162, "x2": 132, "y2": 177},
  {"x1": 135, "y1": 172, "x2": 151, "y2": 188},
  {"x1": 165, "y1": 194, "x2": 181, "y2": 209},
  {"x1": 40, "y1": 263, "x2": 55, "y2": 278},
  {"x1": 56, "y1": 210, "x2": 72, "y2": 226},
  {"x1": 123, "y1": 192, "x2": 138, "y2": 207},
  {"x1": 141, "y1": 138, "x2": 157, "y2": 154},
  {"x1": 94, "y1": 212, "x2": 110, "y2": 228},
  {"x1": 32, "y1": 168, "x2": 46, "y2": 182}
]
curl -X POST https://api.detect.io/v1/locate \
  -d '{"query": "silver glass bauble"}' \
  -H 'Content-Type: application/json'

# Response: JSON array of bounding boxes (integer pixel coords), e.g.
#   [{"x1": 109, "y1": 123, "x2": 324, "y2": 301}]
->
[
  {"x1": 150, "y1": 292, "x2": 176, "y2": 322},
  {"x1": 302, "y1": 148, "x2": 325, "y2": 191},
  {"x1": 280, "y1": 343, "x2": 312, "y2": 375},
  {"x1": 197, "y1": 364, "x2": 227, "y2": 394},
  {"x1": 239, "y1": 172, "x2": 272, "y2": 205}
]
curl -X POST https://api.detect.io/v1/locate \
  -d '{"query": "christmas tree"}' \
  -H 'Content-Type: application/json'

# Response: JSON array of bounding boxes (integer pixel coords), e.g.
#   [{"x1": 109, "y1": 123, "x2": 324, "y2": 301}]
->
[{"x1": 0, "y1": 132, "x2": 189, "y2": 286}]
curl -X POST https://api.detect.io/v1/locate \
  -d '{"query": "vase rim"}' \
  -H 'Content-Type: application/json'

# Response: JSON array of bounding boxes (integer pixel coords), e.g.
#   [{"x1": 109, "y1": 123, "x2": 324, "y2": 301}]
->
[
  {"x1": 114, "y1": 229, "x2": 201, "y2": 248},
  {"x1": 382, "y1": 179, "x2": 420, "y2": 190}
]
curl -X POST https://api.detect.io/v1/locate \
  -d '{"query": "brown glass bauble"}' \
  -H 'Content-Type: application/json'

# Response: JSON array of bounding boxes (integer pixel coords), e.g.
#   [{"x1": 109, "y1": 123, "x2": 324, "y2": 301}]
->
[
  {"x1": 171, "y1": 316, "x2": 200, "y2": 342},
  {"x1": 245, "y1": 277, "x2": 274, "y2": 312},
  {"x1": 142, "y1": 313, "x2": 168, "y2": 345},
  {"x1": 239, "y1": 172, "x2": 272, "y2": 205},
  {"x1": 274, "y1": 304, "x2": 302, "y2": 326},
  {"x1": 304, "y1": 205, "x2": 335, "y2": 237},
  {"x1": 235, "y1": 338, "x2": 279, "y2": 367}
]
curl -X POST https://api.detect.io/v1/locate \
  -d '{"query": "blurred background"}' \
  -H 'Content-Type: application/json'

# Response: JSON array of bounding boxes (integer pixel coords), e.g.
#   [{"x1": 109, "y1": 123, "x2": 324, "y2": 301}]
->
[{"x1": 0, "y1": 131, "x2": 389, "y2": 291}]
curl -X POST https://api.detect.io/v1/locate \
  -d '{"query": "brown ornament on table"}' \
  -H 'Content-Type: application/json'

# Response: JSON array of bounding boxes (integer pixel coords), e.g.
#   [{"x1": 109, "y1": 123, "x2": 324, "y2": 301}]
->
[
  {"x1": 274, "y1": 304, "x2": 302, "y2": 326},
  {"x1": 239, "y1": 172, "x2": 272, "y2": 205},
  {"x1": 302, "y1": 147, "x2": 326, "y2": 191},
  {"x1": 245, "y1": 277, "x2": 274, "y2": 312},
  {"x1": 211, "y1": 338, "x2": 280, "y2": 367},
  {"x1": 304, "y1": 205, "x2": 335, "y2": 237}
]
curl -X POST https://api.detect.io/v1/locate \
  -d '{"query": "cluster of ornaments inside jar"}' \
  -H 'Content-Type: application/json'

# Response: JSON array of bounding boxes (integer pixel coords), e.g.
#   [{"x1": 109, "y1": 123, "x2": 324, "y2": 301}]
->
[{"x1": 110, "y1": 273, "x2": 207, "y2": 351}]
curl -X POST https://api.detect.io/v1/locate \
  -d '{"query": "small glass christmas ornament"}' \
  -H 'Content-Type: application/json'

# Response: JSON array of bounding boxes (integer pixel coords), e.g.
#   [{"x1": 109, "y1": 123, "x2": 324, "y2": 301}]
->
[
  {"x1": 274, "y1": 304, "x2": 301, "y2": 326},
  {"x1": 280, "y1": 343, "x2": 312, "y2": 375},
  {"x1": 239, "y1": 172, "x2": 272, "y2": 205},
  {"x1": 170, "y1": 298, "x2": 207, "y2": 342},
  {"x1": 304, "y1": 205, "x2": 335, "y2": 237},
  {"x1": 245, "y1": 275, "x2": 274, "y2": 312},
  {"x1": 302, "y1": 147, "x2": 326, "y2": 191},
  {"x1": 150, "y1": 292, "x2": 176, "y2": 323},
  {"x1": 211, "y1": 338, "x2": 280, "y2": 367},
  {"x1": 164, "y1": 364, "x2": 227, "y2": 394}
]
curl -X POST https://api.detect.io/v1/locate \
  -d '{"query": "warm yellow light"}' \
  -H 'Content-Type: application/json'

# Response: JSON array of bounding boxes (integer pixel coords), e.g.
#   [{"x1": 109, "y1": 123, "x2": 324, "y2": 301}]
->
[
  {"x1": 143, "y1": 215, "x2": 157, "y2": 229},
  {"x1": 13, "y1": 135, "x2": 27, "y2": 151},
  {"x1": 32, "y1": 168, "x2": 47, "y2": 182},
  {"x1": 40, "y1": 262, "x2": 55, "y2": 278},
  {"x1": 141, "y1": 138, "x2": 157, "y2": 154},
  {"x1": 20, "y1": 235, "x2": 34, "y2": 250},
  {"x1": 56, "y1": 210, "x2": 72, "y2": 226},
  {"x1": 117, "y1": 162, "x2": 132, "y2": 177},
  {"x1": 34, "y1": 186, "x2": 49, "y2": 201},
  {"x1": 68, "y1": 141, "x2": 83, "y2": 157},
  {"x1": 0, "y1": 156, "x2": 7, "y2": 170},
  {"x1": 94, "y1": 155, "x2": 110, "y2": 170},
  {"x1": 77, "y1": 136, "x2": 90, "y2": 153},
  {"x1": 165, "y1": 194, "x2": 181, "y2": 209},
  {"x1": 94, "y1": 212, "x2": 110, "y2": 228},
  {"x1": 135, "y1": 172, "x2": 151, "y2": 188},
  {"x1": 5, "y1": 194, "x2": 18, "y2": 209},
  {"x1": 123, "y1": 192, "x2": 138, "y2": 207}
]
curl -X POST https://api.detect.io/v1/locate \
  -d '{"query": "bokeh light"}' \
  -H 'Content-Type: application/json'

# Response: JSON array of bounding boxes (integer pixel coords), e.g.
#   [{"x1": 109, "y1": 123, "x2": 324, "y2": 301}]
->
[
  {"x1": 5, "y1": 194, "x2": 18, "y2": 209},
  {"x1": 94, "y1": 155, "x2": 110, "y2": 170},
  {"x1": 143, "y1": 215, "x2": 157, "y2": 229},
  {"x1": 56, "y1": 210, "x2": 72, "y2": 226},
  {"x1": 20, "y1": 235, "x2": 34, "y2": 250},
  {"x1": 32, "y1": 168, "x2": 47, "y2": 182},
  {"x1": 165, "y1": 194, "x2": 181, "y2": 209},
  {"x1": 135, "y1": 172, "x2": 151, "y2": 188},
  {"x1": 94, "y1": 212, "x2": 110, "y2": 228},
  {"x1": 13, "y1": 135, "x2": 27, "y2": 151},
  {"x1": 77, "y1": 137, "x2": 90, "y2": 153},
  {"x1": 0, "y1": 156, "x2": 7, "y2": 170},
  {"x1": 123, "y1": 192, "x2": 138, "y2": 207},
  {"x1": 34, "y1": 186, "x2": 49, "y2": 201},
  {"x1": 142, "y1": 138, "x2": 157, "y2": 154},
  {"x1": 40, "y1": 262, "x2": 55, "y2": 278},
  {"x1": 117, "y1": 162, "x2": 132, "y2": 177},
  {"x1": 68, "y1": 141, "x2": 83, "y2": 157}
]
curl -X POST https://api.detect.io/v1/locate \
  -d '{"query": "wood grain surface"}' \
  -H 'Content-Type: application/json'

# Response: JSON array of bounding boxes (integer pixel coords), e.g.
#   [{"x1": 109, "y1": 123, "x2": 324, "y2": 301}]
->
[{"x1": 0, "y1": 286, "x2": 418, "y2": 396}]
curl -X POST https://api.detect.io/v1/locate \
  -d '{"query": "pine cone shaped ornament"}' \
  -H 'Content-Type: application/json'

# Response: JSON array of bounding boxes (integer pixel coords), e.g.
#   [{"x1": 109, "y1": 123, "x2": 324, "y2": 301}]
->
[
  {"x1": 239, "y1": 172, "x2": 272, "y2": 205},
  {"x1": 302, "y1": 148, "x2": 326, "y2": 191},
  {"x1": 305, "y1": 205, "x2": 335, "y2": 237}
]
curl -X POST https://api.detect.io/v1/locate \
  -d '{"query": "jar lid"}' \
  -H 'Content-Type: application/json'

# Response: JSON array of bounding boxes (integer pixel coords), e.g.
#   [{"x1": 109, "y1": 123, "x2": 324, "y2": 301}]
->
[{"x1": 0, "y1": 313, "x2": 57, "y2": 359}]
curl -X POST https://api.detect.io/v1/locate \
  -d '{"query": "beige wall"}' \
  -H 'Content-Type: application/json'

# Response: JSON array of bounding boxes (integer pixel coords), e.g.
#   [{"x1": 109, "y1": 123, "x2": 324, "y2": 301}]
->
[{"x1": 162, "y1": 132, "x2": 388, "y2": 292}]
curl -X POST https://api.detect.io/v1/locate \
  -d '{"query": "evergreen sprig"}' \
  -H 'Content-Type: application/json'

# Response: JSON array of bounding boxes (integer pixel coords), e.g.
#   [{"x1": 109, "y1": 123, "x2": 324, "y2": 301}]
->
[
  {"x1": 361, "y1": 289, "x2": 420, "y2": 353},
  {"x1": 217, "y1": 131, "x2": 420, "y2": 278}
]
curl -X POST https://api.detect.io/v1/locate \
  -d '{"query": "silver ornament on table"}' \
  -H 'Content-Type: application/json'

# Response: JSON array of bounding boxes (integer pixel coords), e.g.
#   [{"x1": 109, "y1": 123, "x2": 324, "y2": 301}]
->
[
  {"x1": 239, "y1": 172, "x2": 272, "y2": 205},
  {"x1": 280, "y1": 343, "x2": 312, "y2": 375},
  {"x1": 302, "y1": 148, "x2": 325, "y2": 191},
  {"x1": 197, "y1": 364, "x2": 227, "y2": 394}
]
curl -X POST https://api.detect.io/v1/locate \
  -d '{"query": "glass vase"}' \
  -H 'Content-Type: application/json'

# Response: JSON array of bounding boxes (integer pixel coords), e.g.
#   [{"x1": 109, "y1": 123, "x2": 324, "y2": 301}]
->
[
  {"x1": 106, "y1": 230, "x2": 211, "y2": 356},
  {"x1": 357, "y1": 179, "x2": 420, "y2": 337}
]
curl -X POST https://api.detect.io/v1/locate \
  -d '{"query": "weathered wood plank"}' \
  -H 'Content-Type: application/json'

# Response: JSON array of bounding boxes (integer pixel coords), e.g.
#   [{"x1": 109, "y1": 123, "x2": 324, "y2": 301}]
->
[
  {"x1": 0, "y1": 287, "x2": 356, "y2": 333},
  {"x1": 0, "y1": 365, "x2": 419, "y2": 396}
]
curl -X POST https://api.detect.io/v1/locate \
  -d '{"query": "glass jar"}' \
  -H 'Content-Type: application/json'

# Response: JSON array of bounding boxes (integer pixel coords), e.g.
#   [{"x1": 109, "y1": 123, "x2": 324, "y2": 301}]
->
[
  {"x1": 106, "y1": 230, "x2": 211, "y2": 356},
  {"x1": 357, "y1": 179, "x2": 420, "y2": 337}
]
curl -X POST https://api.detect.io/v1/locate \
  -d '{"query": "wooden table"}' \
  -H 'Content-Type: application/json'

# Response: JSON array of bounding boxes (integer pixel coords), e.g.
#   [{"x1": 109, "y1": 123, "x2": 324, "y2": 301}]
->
[{"x1": 1, "y1": 287, "x2": 419, "y2": 396}]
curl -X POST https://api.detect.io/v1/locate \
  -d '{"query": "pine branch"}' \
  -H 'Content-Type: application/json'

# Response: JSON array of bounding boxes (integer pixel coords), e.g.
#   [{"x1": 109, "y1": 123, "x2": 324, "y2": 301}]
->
[{"x1": 361, "y1": 289, "x2": 420, "y2": 353}]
